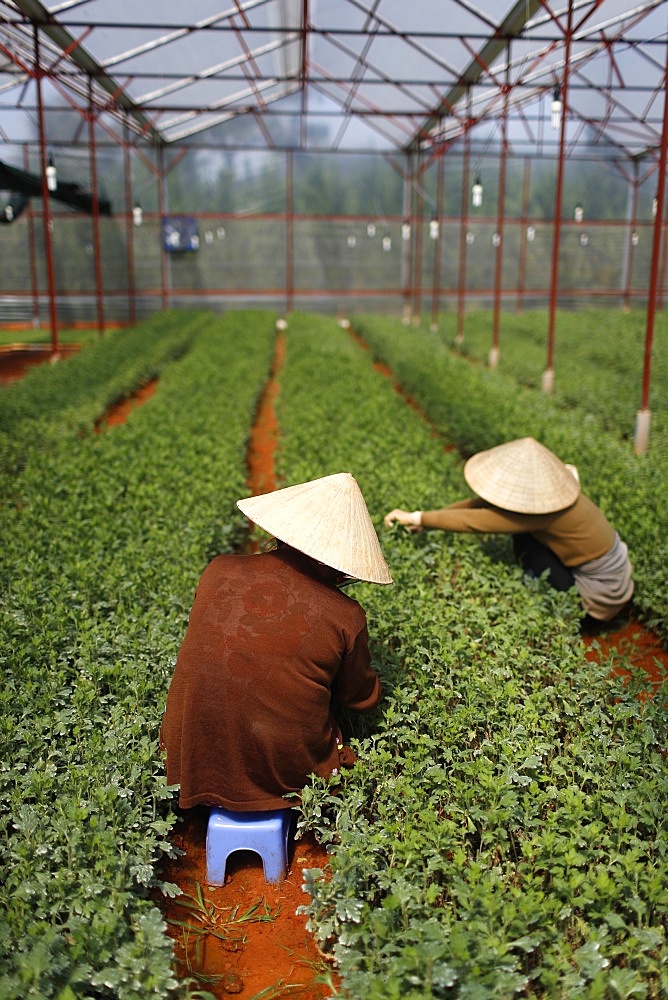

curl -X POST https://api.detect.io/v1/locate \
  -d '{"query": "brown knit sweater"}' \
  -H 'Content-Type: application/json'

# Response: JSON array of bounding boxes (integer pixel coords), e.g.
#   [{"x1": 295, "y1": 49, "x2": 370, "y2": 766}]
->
[
  {"x1": 420, "y1": 493, "x2": 615, "y2": 567},
  {"x1": 159, "y1": 547, "x2": 381, "y2": 811}
]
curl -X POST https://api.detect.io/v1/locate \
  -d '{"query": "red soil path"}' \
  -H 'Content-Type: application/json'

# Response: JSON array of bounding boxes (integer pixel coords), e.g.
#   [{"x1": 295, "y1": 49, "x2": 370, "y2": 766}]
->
[
  {"x1": 152, "y1": 329, "x2": 337, "y2": 999},
  {"x1": 246, "y1": 330, "x2": 285, "y2": 496},
  {"x1": 3, "y1": 330, "x2": 666, "y2": 998},
  {"x1": 0, "y1": 343, "x2": 80, "y2": 383},
  {"x1": 582, "y1": 620, "x2": 668, "y2": 687},
  {"x1": 95, "y1": 379, "x2": 158, "y2": 431}
]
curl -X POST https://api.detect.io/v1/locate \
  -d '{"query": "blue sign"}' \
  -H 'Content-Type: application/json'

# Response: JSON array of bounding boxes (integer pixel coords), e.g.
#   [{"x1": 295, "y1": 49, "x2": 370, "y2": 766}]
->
[{"x1": 162, "y1": 216, "x2": 200, "y2": 252}]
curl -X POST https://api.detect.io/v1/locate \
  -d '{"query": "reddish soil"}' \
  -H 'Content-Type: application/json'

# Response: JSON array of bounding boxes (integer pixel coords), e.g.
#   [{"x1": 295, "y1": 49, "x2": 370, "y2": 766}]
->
[
  {"x1": 2, "y1": 333, "x2": 666, "y2": 998},
  {"x1": 0, "y1": 343, "x2": 80, "y2": 383},
  {"x1": 94, "y1": 379, "x2": 158, "y2": 432},
  {"x1": 246, "y1": 330, "x2": 285, "y2": 498},
  {"x1": 583, "y1": 619, "x2": 668, "y2": 688},
  {"x1": 155, "y1": 807, "x2": 336, "y2": 999}
]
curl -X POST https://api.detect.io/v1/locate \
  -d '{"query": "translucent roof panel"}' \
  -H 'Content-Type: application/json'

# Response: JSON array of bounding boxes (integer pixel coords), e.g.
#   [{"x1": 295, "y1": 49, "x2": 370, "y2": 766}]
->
[{"x1": 0, "y1": 0, "x2": 666, "y2": 159}]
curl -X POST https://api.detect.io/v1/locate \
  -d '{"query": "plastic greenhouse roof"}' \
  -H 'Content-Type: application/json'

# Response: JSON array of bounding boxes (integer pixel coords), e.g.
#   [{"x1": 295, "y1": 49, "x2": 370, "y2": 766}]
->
[{"x1": 0, "y1": 0, "x2": 667, "y2": 162}]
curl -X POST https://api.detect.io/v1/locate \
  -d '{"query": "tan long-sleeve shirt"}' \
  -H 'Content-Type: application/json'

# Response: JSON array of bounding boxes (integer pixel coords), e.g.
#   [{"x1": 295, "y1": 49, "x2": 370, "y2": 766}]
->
[{"x1": 420, "y1": 493, "x2": 616, "y2": 567}]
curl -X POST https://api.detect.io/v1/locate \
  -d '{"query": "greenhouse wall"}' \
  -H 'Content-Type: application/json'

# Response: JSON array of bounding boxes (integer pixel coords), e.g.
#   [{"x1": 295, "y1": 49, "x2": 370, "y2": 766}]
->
[
  {"x1": 0, "y1": 142, "x2": 661, "y2": 328},
  {"x1": 0, "y1": 212, "x2": 659, "y2": 328}
]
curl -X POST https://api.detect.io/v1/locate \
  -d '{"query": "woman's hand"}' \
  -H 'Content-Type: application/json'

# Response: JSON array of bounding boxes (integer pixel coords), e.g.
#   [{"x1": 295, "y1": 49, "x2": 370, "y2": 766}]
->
[{"x1": 384, "y1": 508, "x2": 423, "y2": 532}]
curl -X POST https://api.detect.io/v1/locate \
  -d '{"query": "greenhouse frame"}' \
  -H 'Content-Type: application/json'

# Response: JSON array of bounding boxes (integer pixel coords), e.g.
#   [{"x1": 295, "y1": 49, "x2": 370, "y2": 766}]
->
[{"x1": 1, "y1": 1, "x2": 667, "y2": 418}]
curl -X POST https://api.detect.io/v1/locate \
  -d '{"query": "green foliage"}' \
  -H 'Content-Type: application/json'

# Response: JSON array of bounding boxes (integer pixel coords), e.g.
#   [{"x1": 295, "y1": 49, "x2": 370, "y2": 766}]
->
[
  {"x1": 0, "y1": 311, "x2": 208, "y2": 495},
  {"x1": 275, "y1": 312, "x2": 668, "y2": 998},
  {"x1": 2, "y1": 307, "x2": 667, "y2": 998},
  {"x1": 0, "y1": 310, "x2": 277, "y2": 996},
  {"x1": 353, "y1": 311, "x2": 668, "y2": 642},
  {"x1": 447, "y1": 309, "x2": 667, "y2": 450}
]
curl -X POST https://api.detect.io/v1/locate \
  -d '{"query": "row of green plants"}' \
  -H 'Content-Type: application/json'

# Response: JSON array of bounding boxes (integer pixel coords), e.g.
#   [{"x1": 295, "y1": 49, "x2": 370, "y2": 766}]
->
[
  {"x1": 441, "y1": 308, "x2": 667, "y2": 454},
  {"x1": 351, "y1": 312, "x2": 668, "y2": 643},
  {"x1": 0, "y1": 312, "x2": 209, "y2": 495},
  {"x1": 0, "y1": 310, "x2": 278, "y2": 998},
  {"x1": 274, "y1": 312, "x2": 668, "y2": 998}
]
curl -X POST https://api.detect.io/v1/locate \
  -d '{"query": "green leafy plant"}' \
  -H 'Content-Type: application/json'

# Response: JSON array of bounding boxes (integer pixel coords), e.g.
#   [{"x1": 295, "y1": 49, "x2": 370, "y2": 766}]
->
[
  {"x1": 276, "y1": 312, "x2": 668, "y2": 998},
  {"x1": 2, "y1": 307, "x2": 667, "y2": 998},
  {"x1": 0, "y1": 309, "x2": 277, "y2": 997}
]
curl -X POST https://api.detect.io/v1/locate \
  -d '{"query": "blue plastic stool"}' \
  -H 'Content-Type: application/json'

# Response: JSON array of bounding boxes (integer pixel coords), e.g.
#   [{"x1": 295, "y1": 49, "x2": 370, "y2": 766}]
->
[{"x1": 206, "y1": 808, "x2": 293, "y2": 885}]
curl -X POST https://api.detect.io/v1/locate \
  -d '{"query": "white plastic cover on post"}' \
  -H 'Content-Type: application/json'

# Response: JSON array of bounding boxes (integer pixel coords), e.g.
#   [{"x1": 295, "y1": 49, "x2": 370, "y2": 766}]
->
[{"x1": 634, "y1": 408, "x2": 651, "y2": 454}]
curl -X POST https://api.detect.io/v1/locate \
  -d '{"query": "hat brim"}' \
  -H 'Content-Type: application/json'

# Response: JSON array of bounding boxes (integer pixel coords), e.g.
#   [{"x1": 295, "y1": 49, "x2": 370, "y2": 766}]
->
[{"x1": 464, "y1": 438, "x2": 580, "y2": 514}]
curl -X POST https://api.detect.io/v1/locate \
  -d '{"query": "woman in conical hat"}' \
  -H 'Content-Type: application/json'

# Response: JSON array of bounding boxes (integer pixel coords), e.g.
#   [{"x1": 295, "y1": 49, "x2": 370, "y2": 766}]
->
[
  {"x1": 160, "y1": 473, "x2": 391, "y2": 815},
  {"x1": 384, "y1": 438, "x2": 633, "y2": 633}
]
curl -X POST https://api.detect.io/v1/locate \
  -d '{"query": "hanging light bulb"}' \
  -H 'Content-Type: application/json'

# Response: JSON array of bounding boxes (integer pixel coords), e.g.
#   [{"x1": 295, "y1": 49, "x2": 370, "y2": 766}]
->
[
  {"x1": 574, "y1": 203, "x2": 583, "y2": 224},
  {"x1": 382, "y1": 235, "x2": 392, "y2": 252},
  {"x1": 652, "y1": 195, "x2": 658, "y2": 219},
  {"x1": 367, "y1": 222, "x2": 376, "y2": 237},
  {"x1": 527, "y1": 225, "x2": 536, "y2": 242},
  {"x1": 472, "y1": 176, "x2": 483, "y2": 208},
  {"x1": 429, "y1": 216, "x2": 439, "y2": 240},
  {"x1": 46, "y1": 155, "x2": 57, "y2": 192},
  {"x1": 551, "y1": 84, "x2": 562, "y2": 130},
  {"x1": 132, "y1": 202, "x2": 143, "y2": 226},
  {"x1": 401, "y1": 220, "x2": 411, "y2": 242},
  {"x1": 347, "y1": 234, "x2": 356, "y2": 248},
  {"x1": 4, "y1": 204, "x2": 14, "y2": 222}
]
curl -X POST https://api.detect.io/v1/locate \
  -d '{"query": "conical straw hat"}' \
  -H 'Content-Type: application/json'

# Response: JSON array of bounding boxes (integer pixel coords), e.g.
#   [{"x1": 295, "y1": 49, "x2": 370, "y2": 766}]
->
[
  {"x1": 463, "y1": 437, "x2": 580, "y2": 514},
  {"x1": 237, "y1": 473, "x2": 393, "y2": 585}
]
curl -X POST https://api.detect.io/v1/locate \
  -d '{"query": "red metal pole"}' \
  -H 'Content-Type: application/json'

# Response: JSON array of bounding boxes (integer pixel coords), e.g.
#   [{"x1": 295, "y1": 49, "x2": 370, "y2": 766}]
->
[
  {"x1": 430, "y1": 151, "x2": 445, "y2": 330},
  {"x1": 401, "y1": 156, "x2": 413, "y2": 325},
  {"x1": 545, "y1": 3, "x2": 574, "y2": 393},
  {"x1": 644, "y1": 95, "x2": 668, "y2": 409},
  {"x1": 491, "y1": 52, "x2": 511, "y2": 367},
  {"x1": 286, "y1": 150, "x2": 294, "y2": 314},
  {"x1": 636, "y1": 42, "x2": 668, "y2": 452},
  {"x1": 412, "y1": 160, "x2": 424, "y2": 325},
  {"x1": 456, "y1": 94, "x2": 472, "y2": 345},
  {"x1": 517, "y1": 158, "x2": 531, "y2": 312},
  {"x1": 23, "y1": 146, "x2": 40, "y2": 329},
  {"x1": 158, "y1": 145, "x2": 170, "y2": 311},
  {"x1": 123, "y1": 116, "x2": 137, "y2": 325},
  {"x1": 88, "y1": 80, "x2": 105, "y2": 334},
  {"x1": 34, "y1": 25, "x2": 59, "y2": 355}
]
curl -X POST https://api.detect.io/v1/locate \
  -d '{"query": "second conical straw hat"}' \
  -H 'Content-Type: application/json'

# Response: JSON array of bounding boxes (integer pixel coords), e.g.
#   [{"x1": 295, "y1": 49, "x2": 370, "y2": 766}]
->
[
  {"x1": 463, "y1": 437, "x2": 580, "y2": 514},
  {"x1": 237, "y1": 472, "x2": 393, "y2": 585}
]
